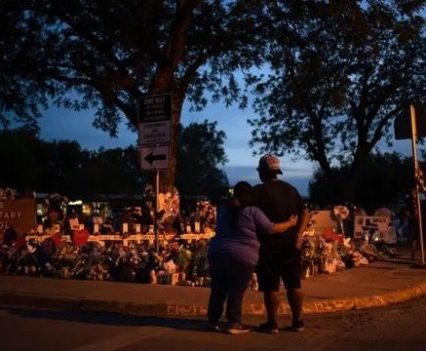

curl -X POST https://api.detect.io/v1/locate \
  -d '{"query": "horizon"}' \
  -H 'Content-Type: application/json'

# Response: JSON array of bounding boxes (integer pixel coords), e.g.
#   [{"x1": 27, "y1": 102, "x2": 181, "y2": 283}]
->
[
  {"x1": 37, "y1": 101, "x2": 316, "y2": 197},
  {"x1": 37, "y1": 98, "x2": 416, "y2": 199}
]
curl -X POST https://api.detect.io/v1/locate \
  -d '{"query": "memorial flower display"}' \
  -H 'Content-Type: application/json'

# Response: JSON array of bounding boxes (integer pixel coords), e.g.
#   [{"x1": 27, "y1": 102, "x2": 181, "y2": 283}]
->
[{"x1": 0, "y1": 195, "x2": 399, "y2": 286}]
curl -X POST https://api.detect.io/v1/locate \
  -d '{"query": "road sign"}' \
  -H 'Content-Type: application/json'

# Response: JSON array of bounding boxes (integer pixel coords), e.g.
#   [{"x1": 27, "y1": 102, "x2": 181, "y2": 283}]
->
[
  {"x1": 394, "y1": 103, "x2": 426, "y2": 140},
  {"x1": 139, "y1": 120, "x2": 171, "y2": 146},
  {"x1": 139, "y1": 93, "x2": 172, "y2": 123},
  {"x1": 139, "y1": 93, "x2": 173, "y2": 148},
  {"x1": 140, "y1": 145, "x2": 170, "y2": 170}
]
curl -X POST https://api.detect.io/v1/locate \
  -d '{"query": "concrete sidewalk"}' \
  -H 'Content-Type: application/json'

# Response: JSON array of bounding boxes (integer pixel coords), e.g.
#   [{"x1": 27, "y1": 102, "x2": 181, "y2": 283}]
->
[{"x1": 1, "y1": 258, "x2": 426, "y2": 317}]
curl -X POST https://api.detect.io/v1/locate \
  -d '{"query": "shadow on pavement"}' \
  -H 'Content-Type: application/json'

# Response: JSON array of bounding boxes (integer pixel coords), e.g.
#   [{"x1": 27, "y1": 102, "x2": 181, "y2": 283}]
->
[{"x1": 3, "y1": 306, "x2": 211, "y2": 332}]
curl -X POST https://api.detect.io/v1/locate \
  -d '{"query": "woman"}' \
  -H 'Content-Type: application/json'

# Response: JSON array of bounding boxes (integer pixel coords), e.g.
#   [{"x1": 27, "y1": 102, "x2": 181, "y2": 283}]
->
[{"x1": 207, "y1": 181, "x2": 298, "y2": 334}]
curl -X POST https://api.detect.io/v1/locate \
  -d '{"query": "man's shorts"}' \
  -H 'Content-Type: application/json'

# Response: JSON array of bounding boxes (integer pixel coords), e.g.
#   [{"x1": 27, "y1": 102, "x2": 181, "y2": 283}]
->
[{"x1": 256, "y1": 248, "x2": 302, "y2": 291}]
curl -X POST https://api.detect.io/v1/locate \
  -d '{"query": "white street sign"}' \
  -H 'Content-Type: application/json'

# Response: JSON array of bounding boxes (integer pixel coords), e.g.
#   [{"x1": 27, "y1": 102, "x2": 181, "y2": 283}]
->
[
  {"x1": 139, "y1": 120, "x2": 171, "y2": 146},
  {"x1": 140, "y1": 145, "x2": 170, "y2": 170}
]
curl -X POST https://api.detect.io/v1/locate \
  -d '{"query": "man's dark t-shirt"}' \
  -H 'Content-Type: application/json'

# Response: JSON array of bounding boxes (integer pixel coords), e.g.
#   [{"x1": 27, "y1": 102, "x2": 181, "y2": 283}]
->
[{"x1": 254, "y1": 179, "x2": 305, "y2": 252}]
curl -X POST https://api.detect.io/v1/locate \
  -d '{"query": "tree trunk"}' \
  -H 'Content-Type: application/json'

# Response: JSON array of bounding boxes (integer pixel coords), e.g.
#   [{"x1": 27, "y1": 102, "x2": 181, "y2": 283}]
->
[
  {"x1": 346, "y1": 145, "x2": 370, "y2": 204},
  {"x1": 156, "y1": 93, "x2": 183, "y2": 193},
  {"x1": 146, "y1": 0, "x2": 199, "y2": 193}
]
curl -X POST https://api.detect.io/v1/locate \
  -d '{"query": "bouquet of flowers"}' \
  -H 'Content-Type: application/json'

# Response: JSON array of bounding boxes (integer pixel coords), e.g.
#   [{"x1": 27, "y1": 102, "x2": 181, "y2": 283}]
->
[
  {"x1": 318, "y1": 241, "x2": 346, "y2": 274},
  {"x1": 0, "y1": 244, "x2": 19, "y2": 274},
  {"x1": 333, "y1": 205, "x2": 350, "y2": 235},
  {"x1": 16, "y1": 239, "x2": 40, "y2": 276},
  {"x1": 158, "y1": 188, "x2": 180, "y2": 232},
  {"x1": 54, "y1": 242, "x2": 80, "y2": 279},
  {"x1": 196, "y1": 201, "x2": 217, "y2": 233},
  {"x1": 300, "y1": 235, "x2": 321, "y2": 278}
]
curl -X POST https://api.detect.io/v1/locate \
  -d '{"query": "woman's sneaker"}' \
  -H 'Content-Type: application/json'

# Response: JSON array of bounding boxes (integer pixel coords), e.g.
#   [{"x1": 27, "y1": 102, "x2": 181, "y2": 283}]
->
[
  {"x1": 226, "y1": 323, "x2": 251, "y2": 335},
  {"x1": 258, "y1": 322, "x2": 279, "y2": 334}
]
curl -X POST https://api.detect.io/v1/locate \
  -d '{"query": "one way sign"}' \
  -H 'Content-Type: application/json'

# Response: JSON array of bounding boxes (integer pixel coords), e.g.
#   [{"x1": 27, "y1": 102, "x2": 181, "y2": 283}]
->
[{"x1": 140, "y1": 145, "x2": 169, "y2": 170}]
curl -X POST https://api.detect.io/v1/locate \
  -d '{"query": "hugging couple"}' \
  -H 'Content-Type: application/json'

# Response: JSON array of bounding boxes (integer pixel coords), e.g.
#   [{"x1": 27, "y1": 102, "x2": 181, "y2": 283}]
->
[{"x1": 207, "y1": 154, "x2": 309, "y2": 335}]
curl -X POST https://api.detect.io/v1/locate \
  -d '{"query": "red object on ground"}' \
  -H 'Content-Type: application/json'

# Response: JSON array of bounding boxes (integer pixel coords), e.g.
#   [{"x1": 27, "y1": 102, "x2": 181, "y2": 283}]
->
[
  {"x1": 51, "y1": 232, "x2": 62, "y2": 247},
  {"x1": 72, "y1": 229, "x2": 89, "y2": 246},
  {"x1": 322, "y1": 229, "x2": 344, "y2": 243},
  {"x1": 15, "y1": 236, "x2": 28, "y2": 249}
]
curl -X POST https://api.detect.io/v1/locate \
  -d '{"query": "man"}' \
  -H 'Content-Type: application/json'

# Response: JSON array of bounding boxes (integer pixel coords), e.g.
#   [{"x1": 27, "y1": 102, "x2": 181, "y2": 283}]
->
[{"x1": 254, "y1": 154, "x2": 309, "y2": 334}]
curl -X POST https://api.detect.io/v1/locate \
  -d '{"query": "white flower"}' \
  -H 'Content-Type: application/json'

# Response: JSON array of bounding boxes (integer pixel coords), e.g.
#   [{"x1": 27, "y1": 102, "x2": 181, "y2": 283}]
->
[{"x1": 333, "y1": 205, "x2": 350, "y2": 220}]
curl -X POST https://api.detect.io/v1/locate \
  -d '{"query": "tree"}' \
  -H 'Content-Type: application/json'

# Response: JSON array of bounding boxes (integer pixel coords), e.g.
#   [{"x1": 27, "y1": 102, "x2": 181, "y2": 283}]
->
[
  {"x1": 309, "y1": 152, "x2": 413, "y2": 212},
  {"x1": 0, "y1": 129, "x2": 46, "y2": 191},
  {"x1": 0, "y1": 125, "x2": 231, "y2": 202},
  {"x1": 249, "y1": 0, "x2": 426, "y2": 202},
  {"x1": 0, "y1": 128, "x2": 89, "y2": 194},
  {"x1": 0, "y1": 1, "x2": 60, "y2": 132},
  {"x1": 0, "y1": 129, "x2": 146, "y2": 196},
  {"x1": 79, "y1": 147, "x2": 145, "y2": 196},
  {"x1": 1, "y1": 0, "x2": 265, "y2": 191},
  {"x1": 37, "y1": 139, "x2": 90, "y2": 196},
  {"x1": 176, "y1": 120, "x2": 229, "y2": 203}
]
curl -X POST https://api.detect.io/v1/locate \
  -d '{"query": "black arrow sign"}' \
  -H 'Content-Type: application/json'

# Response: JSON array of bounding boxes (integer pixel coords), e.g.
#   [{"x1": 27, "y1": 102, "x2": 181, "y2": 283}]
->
[{"x1": 145, "y1": 152, "x2": 166, "y2": 165}]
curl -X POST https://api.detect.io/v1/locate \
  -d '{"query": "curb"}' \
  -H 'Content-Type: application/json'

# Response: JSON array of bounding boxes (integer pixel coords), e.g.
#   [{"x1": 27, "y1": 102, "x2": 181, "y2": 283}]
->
[
  {"x1": 2, "y1": 281, "x2": 426, "y2": 317},
  {"x1": 0, "y1": 293, "x2": 169, "y2": 317},
  {"x1": 165, "y1": 281, "x2": 426, "y2": 317},
  {"x1": 301, "y1": 281, "x2": 426, "y2": 314}
]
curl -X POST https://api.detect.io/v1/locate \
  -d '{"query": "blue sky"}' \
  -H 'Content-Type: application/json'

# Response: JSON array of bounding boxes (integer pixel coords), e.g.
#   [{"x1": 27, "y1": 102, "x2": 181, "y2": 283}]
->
[
  {"x1": 39, "y1": 99, "x2": 415, "y2": 197},
  {"x1": 38, "y1": 101, "x2": 315, "y2": 196}
]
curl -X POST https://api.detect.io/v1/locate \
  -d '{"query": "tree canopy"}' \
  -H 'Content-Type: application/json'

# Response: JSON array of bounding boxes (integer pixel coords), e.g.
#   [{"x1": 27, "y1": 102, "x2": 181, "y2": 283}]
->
[
  {"x1": 0, "y1": 0, "x2": 265, "y2": 189},
  {"x1": 248, "y1": 0, "x2": 426, "y2": 201},
  {"x1": 2, "y1": 1, "x2": 426, "y2": 199},
  {"x1": 0, "y1": 122, "x2": 229, "y2": 201},
  {"x1": 309, "y1": 152, "x2": 413, "y2": 211},
  {"x1": 0, "y1": 128, "x2": 144, "y2": 196},
  {"x1": 176, "y1": 120, "x2": 229, "y2": 202}
]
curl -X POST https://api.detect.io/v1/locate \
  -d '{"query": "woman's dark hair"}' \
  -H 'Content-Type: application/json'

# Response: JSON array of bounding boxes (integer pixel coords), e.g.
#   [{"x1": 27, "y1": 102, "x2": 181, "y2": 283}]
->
[
  {"x1": 233, "y1": 181, "x2": 257, "y2": 207},
  {"x1": 230, "y1": 181, "x2": 257, "y2": 228}
]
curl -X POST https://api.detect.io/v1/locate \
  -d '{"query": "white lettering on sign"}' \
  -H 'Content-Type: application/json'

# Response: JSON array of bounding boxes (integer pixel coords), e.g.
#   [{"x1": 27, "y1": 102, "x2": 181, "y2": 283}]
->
[
  {"x1": 353, "y1": 215, "x2": 390, "y2": 239},
  {"x1": 139, "y1": 121, "x2": 171, "y2": 146},
  {"x1": 139, "y1": 93, "x2": 172, "y2": 123},
  {"x1": 0, "y1": 211, "x2": 23, "y2": 220},
  {"x1": 0, "y1": 188, "x2": 16, "y2": 200}
]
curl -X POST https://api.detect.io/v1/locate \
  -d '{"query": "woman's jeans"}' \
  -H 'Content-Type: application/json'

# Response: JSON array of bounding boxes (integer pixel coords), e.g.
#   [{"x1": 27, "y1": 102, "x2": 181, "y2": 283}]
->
[{"x1": 207, "y1": 257, "x2": 255, "y2": 325}]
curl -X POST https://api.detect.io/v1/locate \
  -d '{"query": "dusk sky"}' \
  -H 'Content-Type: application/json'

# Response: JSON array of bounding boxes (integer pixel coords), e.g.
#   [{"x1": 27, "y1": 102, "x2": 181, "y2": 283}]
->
[
  {"x1": 38, "y1": 99, "x2": 315, "y2": 196},
  {"x1": 38, "y1": 99, "x2": 414, "y2": 197}
]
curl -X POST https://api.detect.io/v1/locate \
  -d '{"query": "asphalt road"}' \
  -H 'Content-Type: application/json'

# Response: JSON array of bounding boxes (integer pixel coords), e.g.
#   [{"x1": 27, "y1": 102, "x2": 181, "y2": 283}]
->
[{"x1": 1, "y1": 296, "x2": 426, "y2": 351}]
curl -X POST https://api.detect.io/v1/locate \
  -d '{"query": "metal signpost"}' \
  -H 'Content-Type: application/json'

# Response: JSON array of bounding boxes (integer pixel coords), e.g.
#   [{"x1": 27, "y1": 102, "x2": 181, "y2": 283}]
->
[
  {"x1": 409, "y1": 104, "x2": 425, "y2": 266},
  {"x1": 395, "y1": 103, "x2": 426, "y2": 266},
  {"x1": 138, "y1": 93, "x2": 172, "y2": 254}
]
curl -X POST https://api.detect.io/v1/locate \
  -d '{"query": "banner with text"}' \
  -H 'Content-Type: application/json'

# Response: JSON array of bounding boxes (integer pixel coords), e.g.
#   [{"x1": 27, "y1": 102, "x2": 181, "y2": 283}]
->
[
  {"x1": 353, "y1": 215, "x2": 396, "y2": 243},
  {"x1": 0, "y1": 197, "x2": 36, "y2": 238}
]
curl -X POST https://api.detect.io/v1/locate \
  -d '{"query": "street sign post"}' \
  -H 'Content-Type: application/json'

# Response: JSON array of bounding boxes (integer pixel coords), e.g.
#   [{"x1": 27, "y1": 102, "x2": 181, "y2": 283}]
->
[
  {"x1": 394, "y1": 102, "x2": 426, "y2": 140},
  {"x1": 139, "y1": 93, "x2": 172, "y2": 123},
  {"x1": 138, "y1": 92, "x2": 173, "y2": 254},
  {"x1": 139, "y1": 120, "x2": 171, "y2": 146},
  {"x1": 409, "y1": 104, "x2": 425, "y2": 267},
  {"x1": 138, "y1": 93, "x2": 172, "y2": 171},
  {"x1": 138, "y1": 93, "x2": 172, "y2": 146},
  {"x1": 394, "y1": 103, "x2": 426, "y2": 266},
  {"x1": 140, "y1": 145, "x2": 170, "y2": 170}
]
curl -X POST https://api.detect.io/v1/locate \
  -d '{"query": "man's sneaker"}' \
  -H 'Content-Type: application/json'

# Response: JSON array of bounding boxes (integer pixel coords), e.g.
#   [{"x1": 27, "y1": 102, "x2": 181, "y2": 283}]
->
[
  {"x1": 258, "y1": 322, "x2": 279, "y2": 334},
  {"x1": 286, "y1": 320, "x2": 305, "y2": 332},
  {"x1": 226, "y1": 323, "x2": 251, "y2": 335},
  {"x1": 207, "y1": 322, "x2": 221, "y2": 331}
]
